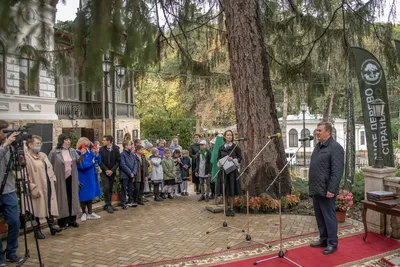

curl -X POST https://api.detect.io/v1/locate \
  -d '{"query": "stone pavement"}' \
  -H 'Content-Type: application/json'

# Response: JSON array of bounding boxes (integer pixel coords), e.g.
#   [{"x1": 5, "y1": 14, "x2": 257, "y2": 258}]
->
[{"x1": 9, "y1": 192, "x2": 360, "y2": 267}]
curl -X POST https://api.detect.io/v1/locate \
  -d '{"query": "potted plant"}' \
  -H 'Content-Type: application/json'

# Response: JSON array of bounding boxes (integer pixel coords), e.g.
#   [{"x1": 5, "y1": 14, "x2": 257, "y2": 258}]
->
[
  {"x1": 112, "y1": 170, "x2": 121, "y2": 202},
  {"x1": 286, "y1": 194, "x2": 299, "y2": 208},
  {"x1": 234, "y1": 195, "x2": 247, "y2": 213},
  {"x1": 249, "y1": 197, "x2": 261, "y2": 213},
  {"x1": 335, "y1": 189, "x2": 354, "y2": 222},
  {"x1": 260, "y1": 194, "x2": 275, "y2": 213},
  {"x1": 280, "y1": 196, "x2": 289, "y2": 212}
]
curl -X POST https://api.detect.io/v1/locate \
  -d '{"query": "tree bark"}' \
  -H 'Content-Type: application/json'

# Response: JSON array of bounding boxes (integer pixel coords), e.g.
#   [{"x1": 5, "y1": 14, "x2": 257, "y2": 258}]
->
[
  {"x1": 344, "y1": 81, "x2": 355, "y2": 191},
  {"x1": 282, "y1": 86, "x2": 289, "y2": 148},
  {"x1": 221, "y1": 0, "x2": 291, "y2": 197}
]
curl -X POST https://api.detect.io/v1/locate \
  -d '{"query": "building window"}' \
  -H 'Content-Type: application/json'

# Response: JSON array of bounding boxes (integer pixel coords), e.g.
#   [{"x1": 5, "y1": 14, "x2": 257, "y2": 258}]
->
[
  {"x1": 289, "y1": 129, "x2": 298, "y2": 147},
  {"x1": 332, "y1": 127, "x2": 337, "y2": 140},
  {"x1": 57, "y1": 65, "x2": 80, "y2": 101},
  {"x1": 0, "y1": 42, "x2": 4, "y2": 93},
  {"x1": 360, "y1": 130, "x2": 365, "y2": 146},
  {"x1": 19, "y1": 46, "x2": 39, "y2": 96},
  {"x1": 301, "y1": 129, "x2": 311, "y2": 147}
]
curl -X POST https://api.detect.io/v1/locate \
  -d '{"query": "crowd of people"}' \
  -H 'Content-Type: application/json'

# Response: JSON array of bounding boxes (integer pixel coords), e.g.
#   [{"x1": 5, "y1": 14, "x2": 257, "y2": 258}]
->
[
  {"x1": 0, "y1": 119, "x2": 344, "y2": 263},
  {"x1": 0, "y1": 120, "x2": 244, "y2": 264}
]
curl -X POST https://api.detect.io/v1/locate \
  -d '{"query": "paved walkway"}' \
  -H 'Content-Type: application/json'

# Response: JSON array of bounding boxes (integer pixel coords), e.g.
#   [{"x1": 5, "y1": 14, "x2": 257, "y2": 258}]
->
[{"x1": 10, "y1": 192, "x2": 359, "y2": 267}]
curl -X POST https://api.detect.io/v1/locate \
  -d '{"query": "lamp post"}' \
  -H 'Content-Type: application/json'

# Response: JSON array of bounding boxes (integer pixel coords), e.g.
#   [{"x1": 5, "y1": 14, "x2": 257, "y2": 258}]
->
[
  {"x1": 371, "y1": 98, "x2": 385, "y2": 168},
  {"x1": 300, "y1": 102, "x2": 307, "y2": 167},
  {"x1": 102, "y1": 55, "x2": 125, "y2": 141}
]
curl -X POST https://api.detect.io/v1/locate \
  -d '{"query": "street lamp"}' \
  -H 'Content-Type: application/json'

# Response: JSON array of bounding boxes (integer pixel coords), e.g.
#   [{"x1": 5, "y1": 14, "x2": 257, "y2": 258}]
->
[
  {"x1": 300, "y1": 102, "x2": 307, "y2": 167},
  {"x1": 371, "y1": 98, "x2": 385, "y2": 168},
  {"x1": 102, "y1": 56, "x2": 125, "y2": 142}
]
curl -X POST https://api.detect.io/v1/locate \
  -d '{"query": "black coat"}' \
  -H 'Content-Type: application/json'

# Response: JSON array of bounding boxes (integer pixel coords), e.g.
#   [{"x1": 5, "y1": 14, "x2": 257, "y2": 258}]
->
[
  {"x1": 99, "y1": 145, "x2": 121, "y2": 177},
  {"x1": 194, "y1": 149, "x2": 212, "y2": 176},
  {"x1": 309, "y1": 137, "x2": 344, "y2": 197},
  {"x1": 216, "y1": 143, "x2": 242, "y2": 196}
]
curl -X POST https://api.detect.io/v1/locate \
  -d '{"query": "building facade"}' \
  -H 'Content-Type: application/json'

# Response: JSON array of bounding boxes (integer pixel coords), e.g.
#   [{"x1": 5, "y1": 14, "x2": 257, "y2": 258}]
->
[
  {"x1": 281, "y1": 109, "x2": 368, "y2": 167},
  {"x1": 0, "y1": 1, "x2": 140, "y2": 153}
]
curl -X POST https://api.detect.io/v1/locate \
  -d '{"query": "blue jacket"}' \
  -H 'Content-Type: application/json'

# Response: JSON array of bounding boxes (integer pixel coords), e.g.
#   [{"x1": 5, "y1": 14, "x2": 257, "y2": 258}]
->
[
  {"x1": 76, "y1": 150, "x2": 102, "y2": 202},
  {"x1": 309, "y1": 137, "x2": 344, "y2": 197},
  {"x1": 120, "y1": 149, "x2": 137, "y2": 179},
  {"x1": 180, "y1": 157, "x2": 191, "y2": 178}
]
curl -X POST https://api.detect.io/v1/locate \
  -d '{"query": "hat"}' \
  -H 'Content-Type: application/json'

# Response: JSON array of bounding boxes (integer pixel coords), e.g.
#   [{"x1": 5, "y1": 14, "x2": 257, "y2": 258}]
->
[{"x1": 199, "y1": 140, "x2": 207, "y2": 145}]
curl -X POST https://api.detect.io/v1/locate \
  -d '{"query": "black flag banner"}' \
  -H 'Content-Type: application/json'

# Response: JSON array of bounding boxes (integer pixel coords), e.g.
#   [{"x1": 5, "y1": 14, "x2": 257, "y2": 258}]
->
[{"x1": 351, "y1": 47, "x2": 394, "y2": 167}]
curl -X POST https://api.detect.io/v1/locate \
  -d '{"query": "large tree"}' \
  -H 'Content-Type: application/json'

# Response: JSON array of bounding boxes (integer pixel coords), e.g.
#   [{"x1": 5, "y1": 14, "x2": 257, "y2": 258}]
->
[{"x1": 221, "y1": 0, "x2": 290, "y2": 196}]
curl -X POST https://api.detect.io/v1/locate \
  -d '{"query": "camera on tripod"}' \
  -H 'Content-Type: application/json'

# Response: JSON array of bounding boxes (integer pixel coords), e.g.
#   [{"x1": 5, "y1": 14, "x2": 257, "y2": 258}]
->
[{"x1": 3, "y1": 125, "x2": 32, "y2": 148}]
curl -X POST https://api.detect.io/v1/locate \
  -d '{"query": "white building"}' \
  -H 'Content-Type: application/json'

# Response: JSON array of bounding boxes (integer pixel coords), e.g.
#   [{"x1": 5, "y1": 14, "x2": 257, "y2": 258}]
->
[
  {"x1": 280, "y1": 108, "x2": 368, "y2": 166},
  {"x1": 0, "y1": 1, "x2": 140, "y2": 152}
]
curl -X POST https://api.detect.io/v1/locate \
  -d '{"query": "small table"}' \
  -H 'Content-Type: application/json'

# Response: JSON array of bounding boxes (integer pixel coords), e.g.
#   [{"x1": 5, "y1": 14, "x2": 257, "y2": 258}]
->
[{"x1": 362, "y1": 200, "x2": 400, "y2": 241}]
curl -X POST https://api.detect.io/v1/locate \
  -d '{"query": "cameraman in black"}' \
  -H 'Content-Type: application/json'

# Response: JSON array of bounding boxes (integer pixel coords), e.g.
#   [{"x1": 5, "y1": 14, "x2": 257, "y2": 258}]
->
[{"x1": 0, "y1": 120, "x2": 23, "y2": 265}]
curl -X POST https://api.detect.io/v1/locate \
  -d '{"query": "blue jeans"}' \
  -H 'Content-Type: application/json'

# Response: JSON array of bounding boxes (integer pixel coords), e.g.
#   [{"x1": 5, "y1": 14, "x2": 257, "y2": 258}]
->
[{"x1": 0, "y1": 192, "x2": 20, "y2": 258}]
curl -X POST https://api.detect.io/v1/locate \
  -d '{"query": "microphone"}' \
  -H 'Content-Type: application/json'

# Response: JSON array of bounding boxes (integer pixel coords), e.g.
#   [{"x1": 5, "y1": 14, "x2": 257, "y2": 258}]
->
[
  {"x1": 267, "y1": 133, "x2": 281, "y2": 139},
  {"x1": 299, "y1": 136, "x2": 314, "y2": 142},
  {"x1": 234, "y1": 137, "x2": 248, "y2": 141}
]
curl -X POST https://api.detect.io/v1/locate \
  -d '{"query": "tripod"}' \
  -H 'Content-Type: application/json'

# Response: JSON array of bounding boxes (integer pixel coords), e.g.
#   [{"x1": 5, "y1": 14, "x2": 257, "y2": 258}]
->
[
  {"x1": 254, "y1": 143, "x2": 306, "y2": 266},
  {"x1": 227, "y1": 139, "x2": 273, "y2": 249},
  {"x1": 206, "y1": 143, "x2": 244, "y2": 235},
  {"x1": 2, "y1": 142, "x2": 44, "y2": 266}
]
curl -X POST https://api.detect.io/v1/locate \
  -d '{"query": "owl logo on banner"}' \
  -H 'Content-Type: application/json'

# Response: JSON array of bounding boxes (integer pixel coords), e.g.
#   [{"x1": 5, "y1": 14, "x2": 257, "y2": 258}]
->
[{"x1": 360, "y1": 59, "x2": 382, "y2": 85}]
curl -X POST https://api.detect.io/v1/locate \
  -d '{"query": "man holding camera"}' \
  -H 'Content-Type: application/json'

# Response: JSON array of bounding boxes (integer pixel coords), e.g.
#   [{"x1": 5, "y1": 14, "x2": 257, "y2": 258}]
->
[{"x1": 0, "y1": 121, "x2": 23, "y2": 265}]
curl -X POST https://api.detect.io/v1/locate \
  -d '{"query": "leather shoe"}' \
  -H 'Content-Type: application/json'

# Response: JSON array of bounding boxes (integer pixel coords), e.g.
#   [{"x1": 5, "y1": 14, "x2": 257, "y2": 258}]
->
[
  {"x1": 310, "y1": 240, "x2": 327, "y2": 248},
  {"x1": 322, "y1": 246, "x2": 337, "y2": 255},
  {"x1": 69, "y1": 222, "x2": 79, "y2": 228}
]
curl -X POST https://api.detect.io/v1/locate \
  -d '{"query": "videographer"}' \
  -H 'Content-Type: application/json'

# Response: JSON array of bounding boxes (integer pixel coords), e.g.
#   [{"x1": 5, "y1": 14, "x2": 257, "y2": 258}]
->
[{"x1": 0, "y1": 120, "x2": 24, "y2": 265}]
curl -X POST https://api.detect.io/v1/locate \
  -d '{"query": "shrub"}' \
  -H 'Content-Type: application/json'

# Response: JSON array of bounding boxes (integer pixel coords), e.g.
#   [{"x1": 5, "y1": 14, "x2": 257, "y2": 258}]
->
[
  {"x1": 281, "y1": 196, "x2": 289, "y2": 208},
  {"x1": 292, "y1": 177, "x2": 309, "y2": 200},
  {"x1": 234, "y1": 195, "x2": 247, "y2": 209},
  {"x1": 352, "y1": 170, "x2": 365, "y2": 202},
  {"x1": 249, "y1": 197, "x2": 261, "y2": 210},
  {"x1": 286, "y1": 194, "x2": 299, "y2": 207}
]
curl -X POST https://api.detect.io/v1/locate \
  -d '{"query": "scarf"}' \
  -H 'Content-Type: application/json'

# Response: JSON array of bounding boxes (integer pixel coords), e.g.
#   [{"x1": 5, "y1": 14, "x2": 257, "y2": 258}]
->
[{"x1": 201, "y1": 149, "x2": 206, "y2": 160}]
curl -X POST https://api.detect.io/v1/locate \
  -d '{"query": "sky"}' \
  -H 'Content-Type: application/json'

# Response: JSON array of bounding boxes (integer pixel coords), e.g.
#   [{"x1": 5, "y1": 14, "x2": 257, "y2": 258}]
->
[{"x1": 55, "y1": 0, "x2": 399, "y2": 23}]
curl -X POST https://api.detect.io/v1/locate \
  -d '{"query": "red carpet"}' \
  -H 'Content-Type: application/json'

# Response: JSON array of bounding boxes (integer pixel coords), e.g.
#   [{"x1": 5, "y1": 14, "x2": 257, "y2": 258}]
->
[{"x1": 213, "y1": 232, "x2": 400, "y2": 267}]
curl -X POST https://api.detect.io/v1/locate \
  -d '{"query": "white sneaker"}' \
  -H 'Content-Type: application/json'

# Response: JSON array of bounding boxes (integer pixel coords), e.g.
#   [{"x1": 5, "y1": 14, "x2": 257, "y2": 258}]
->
[
  {"x1": 87, "y1": 212, "x2": 101, "y2": 220},
  {"x1": 81, "y1": 213, "x2": 87, "y2": 222}
]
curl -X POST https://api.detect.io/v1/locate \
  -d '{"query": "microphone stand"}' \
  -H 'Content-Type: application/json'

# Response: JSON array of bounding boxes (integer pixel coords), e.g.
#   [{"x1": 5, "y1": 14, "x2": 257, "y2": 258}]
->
[
  {"x1": 254, "y1": 140, "x2": 309, "y2": 267},
  {"x1": 206, "y1": 142, "x2": 245, "y2": 235},
  {"x1": 226, "y1": 139, "x2": 274, "y2": 249}
]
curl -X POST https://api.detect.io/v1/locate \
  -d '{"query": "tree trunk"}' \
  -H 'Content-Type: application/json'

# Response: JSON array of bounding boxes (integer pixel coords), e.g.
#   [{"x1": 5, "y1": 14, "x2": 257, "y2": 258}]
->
[
  {"x1": 282, "y1": 86, "x2": 289, "y2": 149},
  {"x1": 322, "y1": 91, "x2": 335, "y2": 122},
  {"x1": 344, "y1": 81, "x2": 355, "y2": 191},
  {"x1": 221, "y1": 0, "x2": 291, "y2": 197}
]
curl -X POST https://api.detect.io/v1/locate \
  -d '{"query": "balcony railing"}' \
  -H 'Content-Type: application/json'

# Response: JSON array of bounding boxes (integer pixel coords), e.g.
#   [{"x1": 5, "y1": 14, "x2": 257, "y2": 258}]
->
[{"x1": 56, "y1": 100, "x2": 134, "y2": 119}]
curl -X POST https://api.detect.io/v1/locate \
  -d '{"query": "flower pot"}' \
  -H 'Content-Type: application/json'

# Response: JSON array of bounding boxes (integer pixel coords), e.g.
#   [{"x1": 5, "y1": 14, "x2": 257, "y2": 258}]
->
[
  {"x1": 111, "y1": 193, "x2": 120, "y2": 202},
  {"x1": 336, "y1": 211, "x2": 346, "y2": 223}
]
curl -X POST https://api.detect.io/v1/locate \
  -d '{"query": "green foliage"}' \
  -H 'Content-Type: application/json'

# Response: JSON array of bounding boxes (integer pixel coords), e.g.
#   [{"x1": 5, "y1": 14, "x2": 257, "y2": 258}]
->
[
  {"x1": 351, "y1": 170, "x2": 365, "y2": 202},
  {"x1": 292, "y1": 177, "x2": 309, "y2": 200},
  {"x1": 280, "y1": 196, "x2": 289, "y2": 209},
  {"x1": 68, "y1": 132, "x2": 79, "y2": 149}
]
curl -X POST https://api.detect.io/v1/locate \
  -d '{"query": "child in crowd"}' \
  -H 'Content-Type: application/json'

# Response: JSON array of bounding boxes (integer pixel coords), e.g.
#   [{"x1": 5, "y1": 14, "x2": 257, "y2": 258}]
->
[
  {"x1": 180, "y1": 150, "x2": 191, "y2": 196},
  {"x1": 172, "y1": 149, "x2": 182, "y2": 198},
  {"x1": 149, "y1": 148, "x2": 163, "y2": 201},
  {"x1": 134, "y1": 145, "x2": 149, "y2": 205},
  {"x1": 195, "y1": 140, "x2": 212, "y2": 202},
  {"x1": 143, "y1": 140, "x2": 153, "y2": 195},
  {"x1": 162, "y1": 148, "x2": 175, "y2": 199},
  {"x1": 157, "y1": 139, "x2": 166, "y2": 159},
  {"x1": 119, "y1": 140, "x2": 137, "y2": 208}
]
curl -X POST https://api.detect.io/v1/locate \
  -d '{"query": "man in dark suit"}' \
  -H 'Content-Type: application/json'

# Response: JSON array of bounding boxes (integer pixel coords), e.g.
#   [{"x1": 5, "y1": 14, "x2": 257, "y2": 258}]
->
[
  {"x1": 308, "y1": 122, "x2": 344, "y2": 255},
  {"x1": 99, "y1": 135, "x2": 121, "y2": 214}
]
